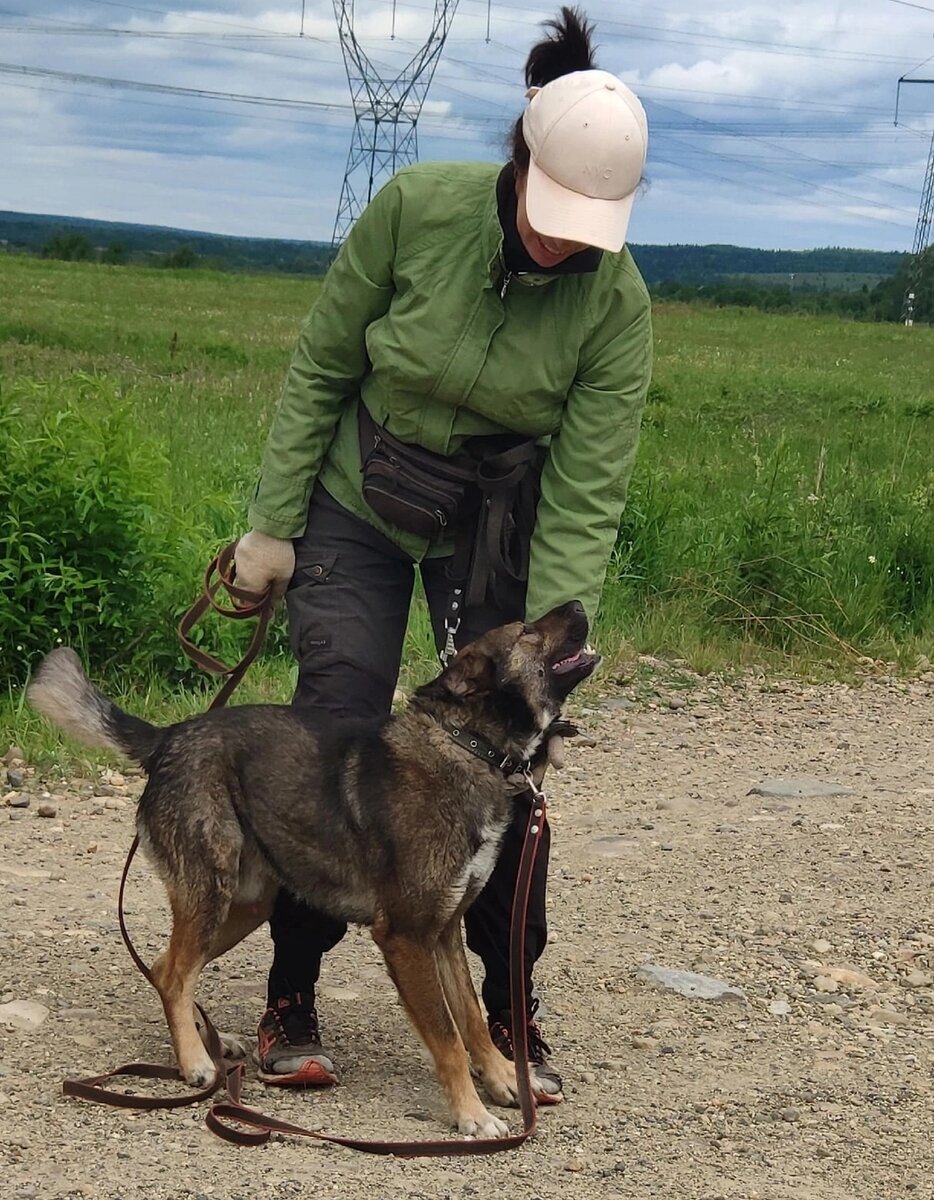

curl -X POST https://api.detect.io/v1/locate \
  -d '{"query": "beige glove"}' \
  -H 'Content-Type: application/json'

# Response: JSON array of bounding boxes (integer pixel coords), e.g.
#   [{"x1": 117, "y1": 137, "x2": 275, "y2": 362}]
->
[
  {"x1": 233, "y1": 530, "x2": 295, "y2": 602},
  {"x1": 530, "y1": 735, "x2": 565, "y2": 788}
]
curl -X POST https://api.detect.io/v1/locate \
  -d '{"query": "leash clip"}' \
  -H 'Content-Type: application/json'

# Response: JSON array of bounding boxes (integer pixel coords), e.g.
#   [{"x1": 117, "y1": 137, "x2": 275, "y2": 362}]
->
[
  {"x1": 521, "y1": 766, "x2": 546, "y2": 803},
  {"x1": 439, "y1": 586, "x2": 464, "y2": 666},
  {"x1": 440, "y1": 616, "x2": 460, "y2": 666}
]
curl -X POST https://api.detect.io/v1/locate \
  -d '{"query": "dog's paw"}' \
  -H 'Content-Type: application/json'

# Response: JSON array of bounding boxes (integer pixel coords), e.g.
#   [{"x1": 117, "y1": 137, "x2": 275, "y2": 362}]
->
[
  {"x1": 479, "y1": 1058, "x2": 519, "y2": 1107},
  {"x1": 196, "y1": 1019, "x2": 247, "y2": 1061},
  {"x1": 217, "y1": 1030, "x2": 249, "y2": 1061},
  {"x1": 456, "y1": 1107, "x2": 510, "y2": 1140},
  {"x1": 181, "y1": 1053, "x2": 218, "y2": 1089}
]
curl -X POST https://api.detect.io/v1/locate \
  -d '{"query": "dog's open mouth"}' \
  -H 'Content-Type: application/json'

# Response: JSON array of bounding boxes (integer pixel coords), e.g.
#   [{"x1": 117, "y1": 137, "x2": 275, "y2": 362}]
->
[{"x1": 550, "y1": 642, "x2": 600, "y2": 681}]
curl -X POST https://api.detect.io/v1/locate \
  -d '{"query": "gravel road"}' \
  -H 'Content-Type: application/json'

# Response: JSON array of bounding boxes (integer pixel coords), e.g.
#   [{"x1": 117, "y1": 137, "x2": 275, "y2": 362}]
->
[{"x1": 2, "y1": 668, "x2": 932, "y2": 1199}]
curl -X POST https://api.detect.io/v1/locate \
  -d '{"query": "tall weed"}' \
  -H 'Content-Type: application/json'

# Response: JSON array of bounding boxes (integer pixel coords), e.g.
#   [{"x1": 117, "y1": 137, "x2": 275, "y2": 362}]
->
[{"x1": 0, "y1": 375, "x2": 266, "y2": 684}]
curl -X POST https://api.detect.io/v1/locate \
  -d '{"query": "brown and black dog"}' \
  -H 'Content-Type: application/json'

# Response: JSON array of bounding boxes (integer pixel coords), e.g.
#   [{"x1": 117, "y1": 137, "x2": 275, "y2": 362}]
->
[{"x1": 28, "y1": 601, "x2": 598, "y2": 1137}]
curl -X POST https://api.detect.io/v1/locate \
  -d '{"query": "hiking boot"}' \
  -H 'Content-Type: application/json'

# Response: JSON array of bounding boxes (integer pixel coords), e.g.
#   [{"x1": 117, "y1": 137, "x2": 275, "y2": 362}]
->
[
  {"x1": 254, "y1": 993, "x2": 339, "y2": 1088},
  {"x1": 489, "y1": 1006, "x2": 563, "y2": 1103}
]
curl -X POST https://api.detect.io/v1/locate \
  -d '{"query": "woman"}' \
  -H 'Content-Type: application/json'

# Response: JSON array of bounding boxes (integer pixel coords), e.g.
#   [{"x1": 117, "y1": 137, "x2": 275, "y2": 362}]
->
[{"x1": 234, "y1": 6, "x2": 651, "y2": 1102}]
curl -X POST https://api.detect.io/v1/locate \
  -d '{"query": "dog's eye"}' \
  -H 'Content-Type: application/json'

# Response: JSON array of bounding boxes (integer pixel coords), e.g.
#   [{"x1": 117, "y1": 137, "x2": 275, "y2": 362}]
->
[{"x1": 538, "y1": 666, "x2": 546, "y2": 678}]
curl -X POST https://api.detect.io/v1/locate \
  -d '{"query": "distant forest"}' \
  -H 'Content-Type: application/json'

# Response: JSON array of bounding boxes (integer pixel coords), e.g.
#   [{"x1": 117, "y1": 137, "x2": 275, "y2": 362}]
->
[
  {"x1": 0, "y1": 210, "x2": 334, "y2": 275},
  {"x1": 1, "y1": 208, "x2": 928, "y2": 323}
]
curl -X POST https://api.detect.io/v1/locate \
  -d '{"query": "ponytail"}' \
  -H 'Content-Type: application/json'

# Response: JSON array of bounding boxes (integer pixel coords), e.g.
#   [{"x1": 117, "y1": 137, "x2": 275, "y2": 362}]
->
[{"x1": 510, "y1": 7, "x2": 597, "y2": 171}]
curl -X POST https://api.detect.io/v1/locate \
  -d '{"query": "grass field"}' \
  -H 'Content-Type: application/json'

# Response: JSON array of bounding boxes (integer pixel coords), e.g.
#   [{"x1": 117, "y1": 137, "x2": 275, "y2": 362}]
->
[{"x1": 1, "y1": 253, "x2": 932, "y2": 758}]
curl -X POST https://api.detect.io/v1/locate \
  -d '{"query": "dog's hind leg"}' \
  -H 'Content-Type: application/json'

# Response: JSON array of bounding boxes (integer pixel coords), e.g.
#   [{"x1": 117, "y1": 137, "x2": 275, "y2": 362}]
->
[
  {"x1": 435, "y1": 920, "x2": 519, "y2": 1108},
  {"x1": 372, "y1": 917, "x2": 509, "y2": 1139},
  {"x1": 150, "y1": 886, "x2": 219, "y2": 1088}
]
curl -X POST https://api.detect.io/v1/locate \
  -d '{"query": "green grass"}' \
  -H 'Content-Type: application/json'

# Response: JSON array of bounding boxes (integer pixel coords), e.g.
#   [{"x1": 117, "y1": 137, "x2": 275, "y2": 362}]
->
[
  {"x1": 1, "y1": 254, "x2": 932, "y2": 765},
  {"x1": 614, "y1": 302, "x2": 934, "y2": 671}
]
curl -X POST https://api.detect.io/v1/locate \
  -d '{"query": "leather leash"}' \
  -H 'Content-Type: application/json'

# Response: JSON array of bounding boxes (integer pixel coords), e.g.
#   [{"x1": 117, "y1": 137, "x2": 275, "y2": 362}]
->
[
  {"x1": 176, "y1": 542, "x2": 271, "y2": 708},
  {"x1": 62, "y1": 542, "x2": 546, "y2": 1155}
]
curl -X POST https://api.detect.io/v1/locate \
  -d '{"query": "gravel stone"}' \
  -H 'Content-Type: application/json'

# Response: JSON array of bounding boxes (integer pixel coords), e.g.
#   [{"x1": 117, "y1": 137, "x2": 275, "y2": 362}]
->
[
  {"x1": 636, "y1": 964, "x2": 747, "y2": 1002},
  {"x1": 748, "y1": 776, "x2": 855, "y2": 799}
]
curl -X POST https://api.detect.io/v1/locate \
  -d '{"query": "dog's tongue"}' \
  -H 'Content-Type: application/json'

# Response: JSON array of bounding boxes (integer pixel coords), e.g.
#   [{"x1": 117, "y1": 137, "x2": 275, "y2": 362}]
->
[{"x1": 552, "y1": 642, "x2": 596, "y2": 675}]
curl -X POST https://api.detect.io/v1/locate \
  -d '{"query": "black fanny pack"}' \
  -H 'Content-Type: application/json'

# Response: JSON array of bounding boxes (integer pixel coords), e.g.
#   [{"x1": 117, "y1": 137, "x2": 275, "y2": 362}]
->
[
  {"x1": 358, "y1": 402, "x2": 539, "y2": 539},
  {"x1": 358, "y1": 402, "x2": 544, "y2": 613},
  {"x1": 358, "y1": 402, "x2": 479, "y2": 540}
]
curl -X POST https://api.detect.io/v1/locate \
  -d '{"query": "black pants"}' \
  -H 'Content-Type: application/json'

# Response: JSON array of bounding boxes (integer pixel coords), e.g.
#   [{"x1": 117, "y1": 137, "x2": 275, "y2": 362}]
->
[{"x1": 267, "y1": 485, "x2": 550, "y2": 1020}]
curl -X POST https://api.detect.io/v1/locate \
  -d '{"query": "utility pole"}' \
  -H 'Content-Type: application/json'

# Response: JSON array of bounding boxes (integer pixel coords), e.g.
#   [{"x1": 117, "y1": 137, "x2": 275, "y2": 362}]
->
[
  {"x1": 331, "y1": 1, "x2": 461, "y2": 247},
  {"x1": 901, "y1": 130, "x2": 934, "y2": 326},
  {"x1": 896, "y1": 75, "x2": 934, "y2": 325}
]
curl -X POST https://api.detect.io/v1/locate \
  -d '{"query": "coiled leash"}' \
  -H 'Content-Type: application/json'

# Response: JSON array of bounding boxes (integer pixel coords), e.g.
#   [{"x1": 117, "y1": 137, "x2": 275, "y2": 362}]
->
[{"x1": 62, "y1": 543, "x2": 548, "y2": 1156}]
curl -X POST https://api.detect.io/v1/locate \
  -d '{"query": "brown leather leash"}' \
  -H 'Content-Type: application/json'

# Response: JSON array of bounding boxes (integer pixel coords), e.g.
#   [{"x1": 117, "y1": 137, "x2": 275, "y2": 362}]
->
[
  {"x1": 62, "y1": 541, "x2": 546, "y2": 1155},
  {"x1": 176, "y1": 541, "x2": 272, "y2": 708}
]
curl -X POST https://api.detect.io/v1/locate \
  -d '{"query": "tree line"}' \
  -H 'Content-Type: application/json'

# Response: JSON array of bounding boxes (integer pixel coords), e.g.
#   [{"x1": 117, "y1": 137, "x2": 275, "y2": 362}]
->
[
  {"x1": 652, "y1": 248, "x2": 933, "y2": 325},
  {"x1": 6, "y1": 221, "x2": 931, "y2": 326}
]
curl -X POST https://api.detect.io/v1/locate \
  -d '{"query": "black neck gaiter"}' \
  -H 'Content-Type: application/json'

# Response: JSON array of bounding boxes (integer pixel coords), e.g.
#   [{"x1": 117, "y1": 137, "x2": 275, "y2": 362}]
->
[{"x1": 496, "y1": 163, "x2": 603, "y2": 277}]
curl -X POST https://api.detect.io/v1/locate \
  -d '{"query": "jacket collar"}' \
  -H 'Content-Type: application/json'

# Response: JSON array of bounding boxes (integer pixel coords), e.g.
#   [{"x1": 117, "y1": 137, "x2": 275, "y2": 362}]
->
[{"x1": 484, "y1": 164, "x2": 603, "y2": 290}]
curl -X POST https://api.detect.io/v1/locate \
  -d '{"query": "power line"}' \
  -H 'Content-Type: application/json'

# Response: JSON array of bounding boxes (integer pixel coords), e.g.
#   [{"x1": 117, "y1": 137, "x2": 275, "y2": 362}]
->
[
  {"x1": 650, "y1": 147, "x2": 913, "y2": 231},
  {"x1": 443, "y1": 50, "x2": 897, "y2": 116},
  {"x1": 6, "y1": 7, "x2": 927, "y2": 121},
  {"x1": 649, "y1": 98, "x2": 925, "y2": 199},
  {"x1": 431, "y1": 51, "x2": 928, "y2": 202},
  {"x1": 0, "y1": 61, "x2": 354, "y2": 112},
  {"x1": 2, "y1": 59, "x2": 920, "y2": 144},
  {"x1": 50, "y1": 0, "x2": 304, "y2": 36},
  {"x1": 0, "y1": 69, "x2": 906, "y2": 132},
  {"x1": 659, "y1": 130, "x2": 918, "y2": 222},
  {"x1": 888, "y1": 0, "x2": 934, "y2": 13},
  {"x1": 7, "y1": 1, "x2": 928, "y2": 66},
  {"x1": 0, "y1": 75, "x2": 490, "y2": 143},
  {"x1": 479, "y1": 5, "x2": 926, "y2": 65}
]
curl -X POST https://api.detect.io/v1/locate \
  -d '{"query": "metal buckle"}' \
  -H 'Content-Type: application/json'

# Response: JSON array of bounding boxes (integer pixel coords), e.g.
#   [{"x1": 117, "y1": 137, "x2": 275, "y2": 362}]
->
[
  {"x1": 439, "y1": 588, "x2": 463, "y2": 666},
  {"x1": 521, "y1": 766, "x2": 546, "y2": 802}
]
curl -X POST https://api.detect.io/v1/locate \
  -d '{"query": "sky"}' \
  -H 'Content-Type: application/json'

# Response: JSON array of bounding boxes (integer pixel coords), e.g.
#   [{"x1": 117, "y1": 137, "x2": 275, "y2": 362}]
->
[{"x1": 2, "y1": 1, "x2": 934, "y2": 251}]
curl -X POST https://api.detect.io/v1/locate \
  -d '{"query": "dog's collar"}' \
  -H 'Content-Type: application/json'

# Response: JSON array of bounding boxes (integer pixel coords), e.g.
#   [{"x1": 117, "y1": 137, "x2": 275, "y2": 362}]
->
[{"x1": 442, "y1": 721, "x2": 526, "y2": 776}]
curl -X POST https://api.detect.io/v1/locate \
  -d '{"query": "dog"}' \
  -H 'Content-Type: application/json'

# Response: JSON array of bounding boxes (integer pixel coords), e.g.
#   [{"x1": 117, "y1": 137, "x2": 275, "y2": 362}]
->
[{"x1": 28, "y1": 600, "x2": 599, "y2": 1138}]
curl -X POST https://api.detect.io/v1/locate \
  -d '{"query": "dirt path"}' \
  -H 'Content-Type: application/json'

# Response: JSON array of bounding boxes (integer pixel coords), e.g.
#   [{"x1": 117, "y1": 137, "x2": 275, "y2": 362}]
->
[{"x1": 2, "y1": 670, "x2": 933, "y2": 1200}]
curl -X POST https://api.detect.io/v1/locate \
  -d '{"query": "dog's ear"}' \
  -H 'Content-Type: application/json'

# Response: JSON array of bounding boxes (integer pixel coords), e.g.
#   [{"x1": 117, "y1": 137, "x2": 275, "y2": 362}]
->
[{"x1": 426, "y1": 647, "x2": 495, "y2": 700}]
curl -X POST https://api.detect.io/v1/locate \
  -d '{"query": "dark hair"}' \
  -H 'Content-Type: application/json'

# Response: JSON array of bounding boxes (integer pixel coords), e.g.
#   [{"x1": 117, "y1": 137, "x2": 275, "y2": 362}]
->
[{"x1": 509, "y1": 7, "x2": 597, "y2": 172}]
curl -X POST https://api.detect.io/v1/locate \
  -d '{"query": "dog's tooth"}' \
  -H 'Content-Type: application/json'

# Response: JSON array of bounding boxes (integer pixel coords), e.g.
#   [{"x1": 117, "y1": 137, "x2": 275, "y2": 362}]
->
[{"x1": 584, "y1": 643, "x2": 595, "y2": 654}]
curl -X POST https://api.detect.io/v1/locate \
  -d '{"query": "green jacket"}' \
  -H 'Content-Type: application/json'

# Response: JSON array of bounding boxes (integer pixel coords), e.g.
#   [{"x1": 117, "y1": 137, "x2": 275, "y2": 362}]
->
[{"x1": 249, "y1": 161, "x2": 652, "y2": 622}]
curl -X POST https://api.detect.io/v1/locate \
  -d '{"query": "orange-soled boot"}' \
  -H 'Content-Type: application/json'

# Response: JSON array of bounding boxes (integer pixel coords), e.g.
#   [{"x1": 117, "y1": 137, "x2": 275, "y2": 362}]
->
[{"x1": 254, "y1": 993, "x2": 339, "y2": 1088}]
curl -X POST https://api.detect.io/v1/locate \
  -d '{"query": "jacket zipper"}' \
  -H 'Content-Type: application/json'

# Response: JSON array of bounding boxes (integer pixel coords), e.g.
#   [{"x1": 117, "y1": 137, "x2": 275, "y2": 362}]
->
[{"x1": 499, "y1": 270, "x2": 512, "y2": 300}]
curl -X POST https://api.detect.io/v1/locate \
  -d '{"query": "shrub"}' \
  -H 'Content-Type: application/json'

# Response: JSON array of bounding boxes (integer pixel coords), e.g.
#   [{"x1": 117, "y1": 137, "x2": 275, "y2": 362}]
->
[
  {"x1": 42, "y1": 232, "x2": 92, "y2": 262},
  {"x1": 0, "y1": 381, "x2": 185, "y2": 683},
  {"x1": 162, "y1": 245, "x2": 199, "y2": 269}
]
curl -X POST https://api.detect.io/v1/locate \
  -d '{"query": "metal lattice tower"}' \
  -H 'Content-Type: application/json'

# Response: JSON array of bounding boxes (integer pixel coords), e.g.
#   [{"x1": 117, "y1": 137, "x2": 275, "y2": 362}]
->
[
  {"x1": 331, "y1": 1, "x2": 461, "y2": 247},
  {"x1": 896, "y1": 74, "x2": 934, "y2": 325},
  {"x1": 901, "y1": 130, "x2": 934, "y2": 326}
]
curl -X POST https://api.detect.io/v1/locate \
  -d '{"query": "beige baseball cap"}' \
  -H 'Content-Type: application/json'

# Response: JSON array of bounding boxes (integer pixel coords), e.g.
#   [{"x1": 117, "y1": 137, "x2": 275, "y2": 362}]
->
[{"x1": 522, "y1": 69, "x2": 648, "y2": 253}]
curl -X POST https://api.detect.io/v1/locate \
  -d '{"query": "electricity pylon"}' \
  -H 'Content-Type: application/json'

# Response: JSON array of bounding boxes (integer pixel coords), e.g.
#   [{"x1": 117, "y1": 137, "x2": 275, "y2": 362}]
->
[
  {"x1": 331, "y1": 1, "x2": 461, "y2": 247},
  {"x1": 896, "y1": 74, "x2": 934, "y2": 325},
  {"x1": 902, "y1": 130, "x2": 934, "y2": 326}
]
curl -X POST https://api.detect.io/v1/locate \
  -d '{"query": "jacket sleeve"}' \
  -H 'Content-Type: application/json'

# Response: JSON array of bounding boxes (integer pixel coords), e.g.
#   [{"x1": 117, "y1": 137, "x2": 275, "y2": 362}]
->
[
  {"x1": 248, "y1": 180, "x2": 403, "y2": 538},
  {"x1": 524, "y1": 282, "x2": 652, "y2": 624}
]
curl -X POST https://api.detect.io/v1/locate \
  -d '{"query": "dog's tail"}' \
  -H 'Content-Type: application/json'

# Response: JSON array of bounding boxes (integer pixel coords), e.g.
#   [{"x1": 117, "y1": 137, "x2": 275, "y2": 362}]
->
[{"x1": 28, "y1": 647, "x2": 161, "y2": 766}]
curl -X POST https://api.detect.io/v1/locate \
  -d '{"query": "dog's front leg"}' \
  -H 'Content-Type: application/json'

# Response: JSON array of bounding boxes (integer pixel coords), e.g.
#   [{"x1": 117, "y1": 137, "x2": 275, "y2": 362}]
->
[
  {"x1": 435, "y1": 920, "x2": 519, "y2": 1108},
  {"x1": 373, "y1": 920, "x2": 509, "y2": 1139},
  {"x1": 193, "y1": 896, "x2": 277, "y2": 1063}
]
